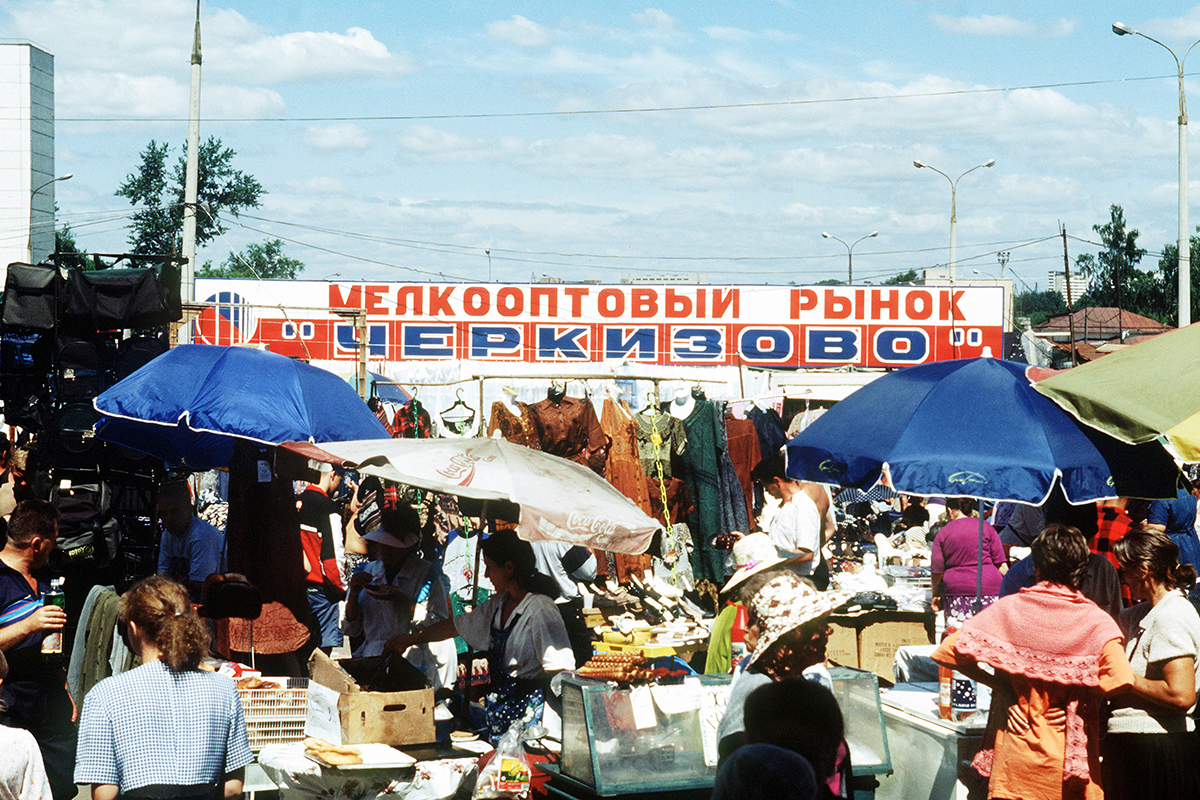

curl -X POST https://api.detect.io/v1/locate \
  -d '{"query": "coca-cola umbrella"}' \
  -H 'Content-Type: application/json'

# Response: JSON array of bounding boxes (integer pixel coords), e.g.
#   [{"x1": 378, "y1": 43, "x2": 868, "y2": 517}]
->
[{"x1": 284, "y1": 437, "x2": 661, "y2": 554}]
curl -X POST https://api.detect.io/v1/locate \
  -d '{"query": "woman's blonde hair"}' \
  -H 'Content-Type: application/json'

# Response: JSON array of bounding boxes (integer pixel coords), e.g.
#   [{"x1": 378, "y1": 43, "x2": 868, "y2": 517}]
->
[{"x1": 119, "y1": 575, "x2": 210, "y2": 671}]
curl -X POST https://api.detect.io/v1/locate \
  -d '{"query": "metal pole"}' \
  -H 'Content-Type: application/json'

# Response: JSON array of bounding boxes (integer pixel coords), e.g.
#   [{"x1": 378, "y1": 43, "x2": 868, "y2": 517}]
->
[
  {"x1": 949, "y1": 183, "x2": 958, "y2": 281},
  {"x1": 1179, "y1": 64, "x2": 1190, "y2": 327},
  {"x1": 180, "y1": 0, "x2": 202, "y2": 345}
]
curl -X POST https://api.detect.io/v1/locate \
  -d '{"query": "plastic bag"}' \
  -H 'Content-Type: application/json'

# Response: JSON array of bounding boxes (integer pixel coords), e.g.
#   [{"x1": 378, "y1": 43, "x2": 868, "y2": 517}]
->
[{"x1": 473, "y1": 720, "x2": 532, "y2": 799}]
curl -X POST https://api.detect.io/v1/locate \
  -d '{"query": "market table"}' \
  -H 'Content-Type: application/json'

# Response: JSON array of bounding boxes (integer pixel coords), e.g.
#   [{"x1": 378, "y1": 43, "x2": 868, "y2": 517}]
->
[
  {"x1": 873, "y1": 683, "x2": 987, "y2": 800},
  {"x1": 256, "y1": 742, "x2": 481, "y2": 800}
]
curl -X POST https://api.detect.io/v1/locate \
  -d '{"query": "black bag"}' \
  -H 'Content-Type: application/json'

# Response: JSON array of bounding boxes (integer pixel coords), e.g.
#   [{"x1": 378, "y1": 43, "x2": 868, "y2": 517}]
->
[
  {"x1": 56, "y1": 334, "x2": 116, "y2": 401},
  {"x1": 50, "y1": 479, "x2": 120, "y2": 565},
  {"x1": 1, "y1": 264, "x2": 60, "y2": 329},
  {"x1": 60, "y1": 267, "x2": 179, "y2": 331}
]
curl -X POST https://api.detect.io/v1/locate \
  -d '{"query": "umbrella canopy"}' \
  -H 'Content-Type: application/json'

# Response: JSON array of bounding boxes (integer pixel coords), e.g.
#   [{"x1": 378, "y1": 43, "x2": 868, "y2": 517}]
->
[
  {"x1": 343, "y1": 372, "x2": 414, "y2": 405},
  {"x1": 834, "y1": 484, "x2": 898, "y2": 505},
  {"x1": 785, "y1": 357, "x2": 1179, "y2": 504},
  {"x1": 1033, "y1": 323, "x2": 1200, "y2": 461},
  {"x1": 94, "y1": 345, "x2": 390, "y2": 470},
  {"x1": 287, "y1": 437, "x2": 661, "y2": 554}
]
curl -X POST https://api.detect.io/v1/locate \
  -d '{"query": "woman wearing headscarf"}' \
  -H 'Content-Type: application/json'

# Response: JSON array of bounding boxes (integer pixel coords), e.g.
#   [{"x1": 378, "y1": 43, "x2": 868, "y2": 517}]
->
[
  {"x1": 1103, "y1": 527, "x2": 1200, "y2": 800},
  {"x1": 384, "y1": 529, "x2": 574, "y2": 744},
  {"x1": 74, "y1": 576, "x2": 252, "y2": 800},
  {"x1": 931, "y1": 524, "x2": 1135, "y2": 800}
]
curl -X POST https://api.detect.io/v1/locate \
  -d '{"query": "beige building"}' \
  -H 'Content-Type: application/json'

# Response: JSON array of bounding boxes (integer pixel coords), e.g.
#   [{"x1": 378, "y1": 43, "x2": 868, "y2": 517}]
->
[{"x1": 0, "y1": 42, "x2": 55, "y2": 285}]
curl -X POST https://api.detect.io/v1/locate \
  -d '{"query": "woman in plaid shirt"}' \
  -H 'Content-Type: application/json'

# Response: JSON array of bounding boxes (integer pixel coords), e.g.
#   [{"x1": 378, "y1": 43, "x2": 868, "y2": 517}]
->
[{"x1": 74, "y1": 576, "x2": 252, "y2": 800}]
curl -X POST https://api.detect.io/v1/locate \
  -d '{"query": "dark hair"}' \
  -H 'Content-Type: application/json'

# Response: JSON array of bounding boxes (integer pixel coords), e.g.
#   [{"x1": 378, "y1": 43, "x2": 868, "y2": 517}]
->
[
  {"x1": 944, "y1": 497, "x2": 975, "y2": 515},
  {"x1": 1031, "y1": 523, "x2": 1089, "y2": 590},
  {"x1": 120, "y1": 575, "x2": 210, "y2": 671},
  {"x1": 481, "y1": 530, "x2": 558, "y2": 597},
  {"x1": 380, "y1": 505, "x2": 421, "y2": 540},
  {"x1": 157, "y1": 480, "x2": 192, "y2": 505},
  {"x1": 6, "y1": 499, "x2": 59, "y2": 546},
  {"x1": 751, "y1": 452, "x2": 789, "y2": 485},
  {"x1": 1112, "y1": 527, "x2": 1198, "y2": 592},
  {"x1": 744, "y1": 678, "x2": 844, "y2": 779}
]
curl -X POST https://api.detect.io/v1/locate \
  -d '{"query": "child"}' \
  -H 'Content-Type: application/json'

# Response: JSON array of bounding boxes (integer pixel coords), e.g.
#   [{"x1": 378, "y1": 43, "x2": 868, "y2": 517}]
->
[{"x1": 744, "y1": 677, "x2": 851, "y2": 800}]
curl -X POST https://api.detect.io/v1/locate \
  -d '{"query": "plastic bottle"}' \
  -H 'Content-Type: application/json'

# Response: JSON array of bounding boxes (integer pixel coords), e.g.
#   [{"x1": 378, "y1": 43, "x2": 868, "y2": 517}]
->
[
  {"x1": 729, "y1": 603, "x2": 749, "y2": 671},
  {"x1": 937, "y1": 626, "x2": 956, "y2": 720},
  {"x1": 41, "y1": 577, "x2": 66, "y2": 656}
]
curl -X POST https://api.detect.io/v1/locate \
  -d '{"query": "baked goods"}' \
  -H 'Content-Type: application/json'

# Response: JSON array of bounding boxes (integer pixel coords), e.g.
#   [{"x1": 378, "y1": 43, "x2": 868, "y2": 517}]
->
[
  {"x1": 304, "y1": 737, "x2": 363, "y2": 765},
  {"x1": 577, "y1": 652, "x2": 649, "y2": 682}
]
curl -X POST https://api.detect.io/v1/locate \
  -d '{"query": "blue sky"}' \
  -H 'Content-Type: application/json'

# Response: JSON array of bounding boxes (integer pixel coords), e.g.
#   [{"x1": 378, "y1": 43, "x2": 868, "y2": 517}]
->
[{"x1": 6, "y1": 0, "x2": 1200, "y2": 292}]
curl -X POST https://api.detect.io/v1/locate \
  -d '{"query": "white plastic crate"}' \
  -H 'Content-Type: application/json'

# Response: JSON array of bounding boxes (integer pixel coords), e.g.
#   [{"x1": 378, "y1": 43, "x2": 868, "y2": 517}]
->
[{"x1": 236, "y1": 677, "x2": 309, "y2": 751}]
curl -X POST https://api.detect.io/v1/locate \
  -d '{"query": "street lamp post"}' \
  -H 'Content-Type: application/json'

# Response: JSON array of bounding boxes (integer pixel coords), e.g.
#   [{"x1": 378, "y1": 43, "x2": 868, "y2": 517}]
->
[
  {"x1": 913, "y1": 159, "x2": 995, "y2": 280},
  {"x1": 1113, "y1": 22, "x2": 1200, "y2": 327},
  {"x1": 27, "y1": 173, "x2": 73, "y2": 264},
  {"x1": 821, "y1": 231, "x2": 878, "y2": 284}
]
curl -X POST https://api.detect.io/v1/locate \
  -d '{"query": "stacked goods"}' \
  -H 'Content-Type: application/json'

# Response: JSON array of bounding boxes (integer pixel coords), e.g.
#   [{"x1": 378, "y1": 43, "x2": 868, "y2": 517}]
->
[
  {"x1": 235, "y1": 677, "x2": 309, "y2": 751},
  {"x1": 303, "y1": 737, "x2": 363, "y2": 766},
  {"x1": 577, "y1": 653, "x2": 650, "y2": 682}
]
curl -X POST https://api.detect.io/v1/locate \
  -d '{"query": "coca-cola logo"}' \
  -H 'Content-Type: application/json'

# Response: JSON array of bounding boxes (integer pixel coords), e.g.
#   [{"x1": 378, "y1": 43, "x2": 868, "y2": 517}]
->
[
  {"x1": 437, "y1": 450, "x2": 496, "y2": 486},
  {"x1": 566, "y1": 511, "x2": 618, "y2": 540}
]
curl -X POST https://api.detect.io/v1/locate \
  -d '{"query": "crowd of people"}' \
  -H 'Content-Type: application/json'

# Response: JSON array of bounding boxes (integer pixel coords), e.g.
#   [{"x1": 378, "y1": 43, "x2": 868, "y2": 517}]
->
[{"x1": 3, "y1": 428, "x2": 1200, "y2": 800}]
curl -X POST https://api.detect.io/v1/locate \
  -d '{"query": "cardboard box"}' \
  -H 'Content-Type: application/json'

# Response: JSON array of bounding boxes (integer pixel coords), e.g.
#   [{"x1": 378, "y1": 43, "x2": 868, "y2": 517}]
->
[
  {"x1": 858, "y1": 620, "x2": 931, "y2": 682},
  {"x1": 305, "y1": 650, "x2": 435, "y2": 746},
  {"x1": 826, "y1": 621, "x2": 859, "y2": 669}
]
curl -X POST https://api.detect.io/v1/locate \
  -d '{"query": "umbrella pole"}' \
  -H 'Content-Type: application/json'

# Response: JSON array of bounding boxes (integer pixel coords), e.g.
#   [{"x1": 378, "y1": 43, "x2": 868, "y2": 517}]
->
[{"x1": 975, "y1": 498, "x2": 984, "y2": 615}]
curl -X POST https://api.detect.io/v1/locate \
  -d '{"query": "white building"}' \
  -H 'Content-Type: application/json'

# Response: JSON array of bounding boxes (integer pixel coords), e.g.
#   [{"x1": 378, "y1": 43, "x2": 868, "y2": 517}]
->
[
  {"x1": 0, "y1": 42, "x2": 55, "y2": 285},
  {"x1": 1047, "y1": 270, "x2": 1088, "y2": 305}
]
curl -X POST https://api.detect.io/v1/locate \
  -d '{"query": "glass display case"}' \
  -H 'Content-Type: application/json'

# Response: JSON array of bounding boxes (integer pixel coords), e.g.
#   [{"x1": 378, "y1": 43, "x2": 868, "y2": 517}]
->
[{"x1": 828, "y1": 665, "x2": 893, "y2": 776}]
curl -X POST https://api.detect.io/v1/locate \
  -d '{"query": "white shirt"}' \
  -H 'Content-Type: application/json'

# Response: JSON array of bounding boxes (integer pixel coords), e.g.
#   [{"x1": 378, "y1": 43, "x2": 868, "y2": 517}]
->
[
  {"x1": 769, "y1": 491, "x2": 822, "y2": 574},
  {"x1": 454, "y1": 591, "x2": 574, "y2": 680},
  {"x1": 342, "y1": 557, "x2": 456, "y2": 689},
  {"x1": 531, "y1": 541, "x2": 597, "y2": 602},
  {"x1": 0, "y1": 726, "x2": 51, "y2": 800}
]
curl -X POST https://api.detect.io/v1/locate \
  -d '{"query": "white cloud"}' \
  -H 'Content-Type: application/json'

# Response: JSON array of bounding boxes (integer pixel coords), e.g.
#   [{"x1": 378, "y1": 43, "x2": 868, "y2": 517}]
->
[
  {"x1": 222, "y1": 27, "x2": 419, "y2": 83},
  {"x1": 929, "y1": 14, "x2": 1076, "y2": 37},
  {"x1": 487, "y1": 15, "x2": 552, "y2": 48},
  {"x1": 284, "y1": 177, "x2": 347, "y2": 194},
  {"x1": 303, "y1": 124, "x2": 373, "y2": 151},
  {"x1": 632, "y1": 9, "x2": 676, "y2": 32},
  {"x1": 703, "y1": 26, "x2": 791, "y2": 42}
]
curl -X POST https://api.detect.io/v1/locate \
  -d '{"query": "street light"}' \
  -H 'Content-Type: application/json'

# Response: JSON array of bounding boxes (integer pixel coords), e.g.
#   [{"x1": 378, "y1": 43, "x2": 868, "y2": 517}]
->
[
  {"x1": 913, "y1": 159, "x2": 994, "y2": 280},
  {"x1": 1113, "y1": 22, "x2": 1200, "y2": 327},
  {"x1": 821, "y1": 230, "x2": 878, "y2": 284},
  {"x1": 27, "y1": 173, "x2": 73, "y2": 263}
]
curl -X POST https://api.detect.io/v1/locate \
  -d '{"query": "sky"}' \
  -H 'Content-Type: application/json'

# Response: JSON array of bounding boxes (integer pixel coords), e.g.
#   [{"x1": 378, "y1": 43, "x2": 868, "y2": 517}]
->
[{"x1": 6, "y1": 0, "x2": 1200, "y2": 294}]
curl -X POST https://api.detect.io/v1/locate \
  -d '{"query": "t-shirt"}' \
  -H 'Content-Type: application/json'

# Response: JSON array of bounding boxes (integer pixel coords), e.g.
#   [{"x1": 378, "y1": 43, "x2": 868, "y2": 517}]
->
[
  {"x1": 769, "y1": 492, "x2": 821, "y2": 574},
  {"x1": 74, "y1": 661, "x2": 252, "y2": 792},
  {"x1": 453, "y1": 591, "x2": 574, "y2": 680},
  {"x1": 0, "y1": 724, "x2": 51, "y2": 800},
  {"x1": 1109, "y1": 591, "x2": 1200, "y2": 734},
  {"x1": 930, "y1": 517, "x2": 1006, "y2": 597},
  {"x1": 0, "y1": 561, "x2": 63, "y2": 719},
  {"x1": 297, "y1": 485, "x2": 343, "y2": 590},
  {"x1": 157, "y1": 517, "x2": 225, "y2": 586},
  {"x1": 1147, "y1": 489, "x2": 1199, "y2": 537}
]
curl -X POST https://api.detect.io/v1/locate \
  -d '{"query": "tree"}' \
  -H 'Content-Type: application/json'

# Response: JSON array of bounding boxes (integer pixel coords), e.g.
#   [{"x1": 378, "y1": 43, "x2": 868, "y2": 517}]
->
[
  {"x1": 54, "y1": 208, "x2": 91, "y2": 269},
  {"x1": 199, "y1": 239, "x2": 304, "y2": 280},
  {"x1": 1155, "y1": 231, "x2": 1200, "y2": 326},
  {"x1": 882, "y1": 269, "x2": 920, "y2": 285},
  {"x1": 116, "y1": 137, "x2": 264, "y2": 256},
  {"x1": 1012, "y1": 288, "x2": 1067, "y2": 327},
  {"x1": 1075, "y1": 205, "x2": 1166, "y2": 318}
]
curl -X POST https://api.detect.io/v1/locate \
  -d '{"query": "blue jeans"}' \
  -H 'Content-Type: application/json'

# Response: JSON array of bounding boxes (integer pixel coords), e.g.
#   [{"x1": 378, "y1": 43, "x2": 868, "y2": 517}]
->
[{"x1": 306, "y1": 585, "x2": 343, "y2": 649}]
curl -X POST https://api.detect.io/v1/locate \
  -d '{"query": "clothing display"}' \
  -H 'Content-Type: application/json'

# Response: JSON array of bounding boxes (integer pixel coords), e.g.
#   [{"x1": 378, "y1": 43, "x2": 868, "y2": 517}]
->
[
  {"x1": 675, "y1": 397, "x2": 742, "y2": 583},
  {"x1": 487, "y1": 400, "x2": 538, "y2": 447},
  {"x1": 74, "y1": 661, "x2": 253, "y2": 794},
  {"x1": 635, "y1": 411, "x2": 687, "y2": 480},
  {"x1": 526, "y1": 395, "x2": 608, "y2": 474},
  {"x1": 600, "y1": 397, "x2": 654, "y2": 580},
  {"x1": 713, "y1": 401, "x2": 751, "y2": 539},
  {"x1": 393, "y1": 398, "x2": 434, "y2": 439},
  {"x1": 746, "y1": 406, "x2": 789, "y2": 463},
  {"x1": 723, "y1": 414, "x2": 761, "y2": 524}
]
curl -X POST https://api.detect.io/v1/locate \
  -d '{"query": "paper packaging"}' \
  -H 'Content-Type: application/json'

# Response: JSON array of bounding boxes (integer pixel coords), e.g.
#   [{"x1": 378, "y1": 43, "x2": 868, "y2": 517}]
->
[{"x1": 304, "y1": 650, "x2": 435, "y2": 746}]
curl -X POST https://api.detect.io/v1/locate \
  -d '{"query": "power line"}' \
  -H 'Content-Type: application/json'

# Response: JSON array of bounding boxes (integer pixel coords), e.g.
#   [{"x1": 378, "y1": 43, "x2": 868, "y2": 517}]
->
[{"x1": 54, "y1": 72, "x2": 1188, "y2": 125}]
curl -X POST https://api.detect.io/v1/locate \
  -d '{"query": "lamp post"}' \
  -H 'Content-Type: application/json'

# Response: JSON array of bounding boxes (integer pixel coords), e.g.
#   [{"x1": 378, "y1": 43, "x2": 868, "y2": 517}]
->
[
  {"x1": 27, "y1": 173, "x2": 73, "y2": 264},
  {"x1": 1113, "y1": 22, "x2": 1200, "y2": 327},
  {"x1": 821, "y1": 230, "x2": 878, "y2": 284},
  {"x1": 913, "y1": 159, "x2": 995, "y2": 280}
]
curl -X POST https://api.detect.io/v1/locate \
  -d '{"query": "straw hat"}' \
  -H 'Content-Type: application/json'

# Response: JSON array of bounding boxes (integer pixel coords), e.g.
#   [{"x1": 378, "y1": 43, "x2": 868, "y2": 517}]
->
[
  {"x1": 720, "y1": 532, "x2": 806, "y2": 595},
  {"x1": 746, "y1": 574, "x2": 851, "y2": 668}
]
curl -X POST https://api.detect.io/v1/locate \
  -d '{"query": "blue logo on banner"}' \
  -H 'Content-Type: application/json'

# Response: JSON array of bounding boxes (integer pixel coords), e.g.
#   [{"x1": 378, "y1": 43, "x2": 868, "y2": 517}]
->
[
  {"x1": 403, "y1": 325, "x2": 454, "y2": 358},
  {"x1": 537, "y1": 327, "x2": 588, "y2": 359}
]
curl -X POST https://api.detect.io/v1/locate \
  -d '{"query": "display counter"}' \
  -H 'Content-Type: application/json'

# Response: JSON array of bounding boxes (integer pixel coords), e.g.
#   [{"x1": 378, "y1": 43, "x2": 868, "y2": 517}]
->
[{"x1": 873, "y1": 683, "x2": 987, "y2": 800}]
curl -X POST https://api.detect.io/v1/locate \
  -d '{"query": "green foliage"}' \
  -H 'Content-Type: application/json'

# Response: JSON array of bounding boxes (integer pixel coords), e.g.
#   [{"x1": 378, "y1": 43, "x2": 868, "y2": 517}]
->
[
  {"x1": 1013, "y1": 289, "x2": 1067, "y2": 327},
  {"x1": 815, "y1": 278, "x2": 843, "y2": 285},
  {"x1": 882, "y1": 269, "x2": 920, "y2": 285},
  {"x1": 198, "y1": 239, "x2": 304, "y2": 280},
  {"x1": 1155, "y1": 235, "x2": 1200, "y2": 326},
  {"x1": 1074, "y1": 204, "x2": 1174, "y2": 325},
  {"x1": 116, "y1": 137, "x2": 264, "y2": 256},
  {"x1": 54, "y1": 217, "x2": 91, "y2": 270}
]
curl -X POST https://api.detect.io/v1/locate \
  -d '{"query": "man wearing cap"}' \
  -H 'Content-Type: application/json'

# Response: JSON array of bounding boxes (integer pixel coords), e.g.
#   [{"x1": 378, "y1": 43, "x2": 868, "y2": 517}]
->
[
  {"x1": 298, "y1": 463, "x2": 346, "y2": 653},
  {"x1": 343, "y1": 507, "x2": 456, "y2": 693}
]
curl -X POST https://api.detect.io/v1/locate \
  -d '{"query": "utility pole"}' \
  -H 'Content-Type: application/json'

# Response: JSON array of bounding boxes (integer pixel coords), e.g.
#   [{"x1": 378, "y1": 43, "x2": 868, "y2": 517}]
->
[
  {"x1": 180, "y1": 0, "x2": 202, "y2": 345},
  {"x1": 1061, "y1": 226, "x2": 1077, "y2": 366}
]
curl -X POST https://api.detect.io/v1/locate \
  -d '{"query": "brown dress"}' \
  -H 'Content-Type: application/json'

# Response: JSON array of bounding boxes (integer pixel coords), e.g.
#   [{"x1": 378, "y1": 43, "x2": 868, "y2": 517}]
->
[
  {"x1": 600, "y1": 397, "x2": 654, "y2": 580},
  {"x1": 724, "y1": 414, "x2": 761, "y2": 526},
  {"x1": 527, "y1": 395, "x2": 609, "y2": 474},
  {"x1": 487, "y1": 400, "x2": 539, "y2": 448}
]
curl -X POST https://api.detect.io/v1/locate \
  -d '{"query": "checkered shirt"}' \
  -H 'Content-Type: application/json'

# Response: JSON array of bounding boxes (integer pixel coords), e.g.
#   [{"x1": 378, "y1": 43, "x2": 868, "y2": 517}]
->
[{"x1": 74, "y1": 661, "x2": 252, "y2": 792}]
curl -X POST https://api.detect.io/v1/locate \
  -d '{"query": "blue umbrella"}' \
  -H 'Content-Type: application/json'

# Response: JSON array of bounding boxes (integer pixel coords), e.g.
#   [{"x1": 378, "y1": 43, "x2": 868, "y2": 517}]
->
[
  {"x1": 94, "y1": 345, "x2": 390, "y2": 470},
  {"x1": 785, "y1": 357, "x2": 1178, "y2": 504}
]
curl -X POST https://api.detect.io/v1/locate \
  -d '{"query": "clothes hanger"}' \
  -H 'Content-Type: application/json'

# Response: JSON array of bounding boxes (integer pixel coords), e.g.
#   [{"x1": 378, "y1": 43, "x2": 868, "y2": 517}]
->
[
  {"x1": 440, "y1": 388, "x2": 476, "y2": 424},
  {"x1": 691, "y1": 382, "x2": 706, "y2": 400},
  {"x1": 547, "y1": 381, "x2": 567, "y2": 403}
]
